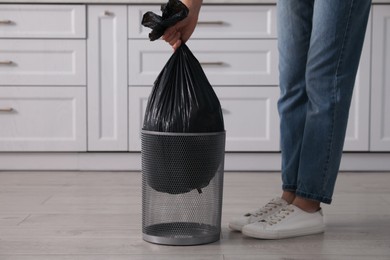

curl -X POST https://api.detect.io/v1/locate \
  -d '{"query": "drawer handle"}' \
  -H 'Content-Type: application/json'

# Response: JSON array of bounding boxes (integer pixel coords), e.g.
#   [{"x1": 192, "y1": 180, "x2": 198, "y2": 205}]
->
[
  {"x1": 0, "y1": 107, "x2": 14, "y2": 112},
  {"x1": 0, "y1": 60, "x2": 13, "y2": 65},
  {"x1": 200, "y1": 62, "x2": 224, "y2": 66},
  {"x1": 0, "y1": 20, "x2": 12, "y2": 25},
  {"x1": 197, "y1": 21, "x2": 225, "y2": 25},
  {"x1": 104, "y1": 11, "x2": 113, "y2": 16}
]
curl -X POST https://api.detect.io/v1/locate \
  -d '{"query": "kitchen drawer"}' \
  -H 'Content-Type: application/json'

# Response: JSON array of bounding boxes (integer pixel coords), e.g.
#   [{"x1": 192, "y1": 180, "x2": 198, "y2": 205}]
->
[
  {"x1": 128, "y1": 39, "x2": 279, "y2": 86},
  {"x1": 128, "y1": 5, "x2": 276, "y2": 39},
  {"x1": 128, "y1": 86, "x2": 280, "y2": 151},
  {"x1": 0, "y1": 87, "x2": 87, "y2": 151},
  {"x1": 0, "y1": 39, "x2": 86, "y2": 86},
  {"x1": 0, "y1": 4, "x2": 86, "y2": 38}
]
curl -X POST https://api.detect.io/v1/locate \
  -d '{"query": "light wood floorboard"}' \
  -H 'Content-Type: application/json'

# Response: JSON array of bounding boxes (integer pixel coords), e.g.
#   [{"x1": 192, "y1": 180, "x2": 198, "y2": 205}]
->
[{"x1": 0, "y1": 171, "x2": 389, "y2": 259}]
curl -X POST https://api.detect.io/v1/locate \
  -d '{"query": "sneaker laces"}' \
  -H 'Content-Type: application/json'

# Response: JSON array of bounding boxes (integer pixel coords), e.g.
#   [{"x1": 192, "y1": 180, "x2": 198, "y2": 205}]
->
[
  {"x1": 245, "y1": 200, "x2": 285, "y2": 217},
  {"x1": 260, "y1": 205, "x2": 295, "y2": 225}
]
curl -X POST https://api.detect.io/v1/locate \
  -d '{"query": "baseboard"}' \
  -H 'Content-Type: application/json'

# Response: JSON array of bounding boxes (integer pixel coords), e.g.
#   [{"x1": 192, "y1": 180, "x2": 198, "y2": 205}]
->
[{"x1": 0, "y1": 152, "x2": 389, "y2": 171}]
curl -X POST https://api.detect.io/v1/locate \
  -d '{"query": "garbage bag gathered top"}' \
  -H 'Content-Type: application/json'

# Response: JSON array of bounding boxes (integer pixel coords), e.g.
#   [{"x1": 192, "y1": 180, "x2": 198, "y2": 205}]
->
[{"x1": 142, "y1": 0, "x2": 189, "y2": 41}]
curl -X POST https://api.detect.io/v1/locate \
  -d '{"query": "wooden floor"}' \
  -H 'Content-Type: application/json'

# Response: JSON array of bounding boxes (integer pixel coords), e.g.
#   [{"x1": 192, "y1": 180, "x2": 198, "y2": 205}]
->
[{"x1": 0, "y1": 171, "x2": 390, "y2": 259}]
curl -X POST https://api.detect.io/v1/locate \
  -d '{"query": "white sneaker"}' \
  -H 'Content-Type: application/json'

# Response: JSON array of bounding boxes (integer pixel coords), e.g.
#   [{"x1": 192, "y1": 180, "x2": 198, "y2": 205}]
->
[
  {"x1": 228, "y1": 197, "x2": 288, "y2": 232},
  {"x1": 242, "y1": 204, "x2": 325, "y2": 239}
]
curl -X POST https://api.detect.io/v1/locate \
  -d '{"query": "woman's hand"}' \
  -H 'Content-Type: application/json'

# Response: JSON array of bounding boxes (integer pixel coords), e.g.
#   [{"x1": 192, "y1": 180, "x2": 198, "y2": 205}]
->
[{"x1": 162, "y1": 0, "x2": 202, "y2": 50}]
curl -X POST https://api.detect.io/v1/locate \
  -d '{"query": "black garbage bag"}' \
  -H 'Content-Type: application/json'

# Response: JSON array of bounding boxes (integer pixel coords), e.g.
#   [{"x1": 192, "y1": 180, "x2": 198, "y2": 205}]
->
[
  {"x1": 143, "y1": 43, "x2": 224, "y2": 133},
  {"x1": 141, "y1": 0, "x2": 225, "y2": 194}
]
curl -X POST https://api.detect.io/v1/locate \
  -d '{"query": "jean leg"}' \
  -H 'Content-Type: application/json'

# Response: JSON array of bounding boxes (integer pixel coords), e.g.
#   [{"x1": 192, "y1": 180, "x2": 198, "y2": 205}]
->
[
  {"x1": 296, "y1": 0, "x2": 372, "y2": 204},
  {"x1": 277, "y1": 0, "x2": 314, "y2": 192}
]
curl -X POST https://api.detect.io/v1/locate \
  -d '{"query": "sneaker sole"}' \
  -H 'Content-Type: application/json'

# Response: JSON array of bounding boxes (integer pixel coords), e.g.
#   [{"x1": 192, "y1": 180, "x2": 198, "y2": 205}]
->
[{"x1": 242, "y1": 224, "x2": 325, "y2": 240}]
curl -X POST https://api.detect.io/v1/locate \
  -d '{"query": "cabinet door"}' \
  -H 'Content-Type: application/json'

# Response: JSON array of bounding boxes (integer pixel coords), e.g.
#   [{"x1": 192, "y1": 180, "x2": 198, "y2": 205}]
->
[
  {"x1": 87, "y1": 6, "x2": 128, "y2": 151},
  {"x1": 128, "y1": 86, "x2": 280, "y2": 152},
  {"x1": 215, "y1": 87, "x2": 280, "y2": 151},
  {"x1": 371, "y1": 6, "x2": 390, "y2": 151},
  {"x1": 343, "y1": 13, "x2": 371, "y2": 151},
  {"x1": 0, "y1": 87, "x2": 86, "y2": 151}
]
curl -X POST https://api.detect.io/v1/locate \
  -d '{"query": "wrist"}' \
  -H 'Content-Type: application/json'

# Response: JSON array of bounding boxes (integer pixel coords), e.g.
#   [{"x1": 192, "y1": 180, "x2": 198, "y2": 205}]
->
[{"x1": 181, "y1": 0, "x2": 202, "y2": 13}]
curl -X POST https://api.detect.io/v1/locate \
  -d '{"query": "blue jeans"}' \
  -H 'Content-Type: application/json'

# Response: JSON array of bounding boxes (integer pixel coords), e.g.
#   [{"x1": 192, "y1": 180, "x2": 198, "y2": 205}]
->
[{"x1": 277, "y1": 0, "x2": 371, "y2": 204}]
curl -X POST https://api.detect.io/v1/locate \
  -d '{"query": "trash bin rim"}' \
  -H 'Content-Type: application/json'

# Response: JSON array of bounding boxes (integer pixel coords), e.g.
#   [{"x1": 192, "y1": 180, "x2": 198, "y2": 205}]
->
[{"x1": 141, "y1": 130, "x2": 226, "y2": 136}]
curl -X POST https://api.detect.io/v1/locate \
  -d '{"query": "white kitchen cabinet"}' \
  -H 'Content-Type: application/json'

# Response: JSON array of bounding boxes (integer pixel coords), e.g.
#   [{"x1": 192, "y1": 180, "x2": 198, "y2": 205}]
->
[
  {"x1": 0, "y1": 4, "x2": 86, "y2": 38},
  {"x1": 0, "y1": 87, "x2": 86, "y2": 151},
  {"x1": 128, "y1": 4, "x2": 279, "y2": 153},
  {"x1": 343, "y1": 13, "x2": 371, "y2": 151},
  {"x1": 87, "y1": 5, "x2": 128, "y2": 151},
  {"x1": 128, "y1": 39, "x2": 279, "y2": 86},
  {"x1": 0, "y1": 2, "x2": 388, "y2": 171},
  {"x1": 371, "y1": 5, "x2": 390, "y2": 151},
  {"x1": 0, "y1": 39, "x2": 86, "y2": 86},
  {"x1": 0, "y1": 3, "x2": 87, "y2": 152},
  {"x1": 128, "y1": 86, "x2": 280, "y2": 151}
]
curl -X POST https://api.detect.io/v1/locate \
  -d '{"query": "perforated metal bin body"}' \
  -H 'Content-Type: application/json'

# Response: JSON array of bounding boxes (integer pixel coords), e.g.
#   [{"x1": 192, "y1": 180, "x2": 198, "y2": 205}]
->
[{"x1": 141, "y1": 130, "x2": 226, "y2": 246}]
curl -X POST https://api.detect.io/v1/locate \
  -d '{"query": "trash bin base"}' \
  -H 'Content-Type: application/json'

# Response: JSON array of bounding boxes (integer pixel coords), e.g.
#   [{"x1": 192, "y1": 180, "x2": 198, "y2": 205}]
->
[{"x1": 143, "y1": 222, "x2": 220, "y2": 245}]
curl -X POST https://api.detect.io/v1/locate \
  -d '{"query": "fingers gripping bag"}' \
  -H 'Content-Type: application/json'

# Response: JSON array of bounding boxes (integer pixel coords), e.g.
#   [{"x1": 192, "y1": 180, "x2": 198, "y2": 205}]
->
[{"x1": 141, "y1": 0, "x2": 225, "y2": 195}]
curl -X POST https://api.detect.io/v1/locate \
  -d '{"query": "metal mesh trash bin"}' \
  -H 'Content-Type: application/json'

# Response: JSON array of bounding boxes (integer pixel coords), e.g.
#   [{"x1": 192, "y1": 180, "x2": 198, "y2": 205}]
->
[{"x1": 141, "y1": 130, "x2": 226, "y2": 245}]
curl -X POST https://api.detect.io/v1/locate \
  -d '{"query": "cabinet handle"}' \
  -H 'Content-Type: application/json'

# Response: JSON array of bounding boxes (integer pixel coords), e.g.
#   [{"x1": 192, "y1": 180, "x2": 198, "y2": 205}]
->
[
  {"x1": 200, "y1": 62, "x2": 224, "y2": 66},
  {"x1": 197, "y1": 21, "x2": 224, "y2": 25},
  {"x1": 0, "y1": 107, "x2": 14, "y2": 112},
  {"x1": 104, "y1": 11, "x2": 113, "y2": 16},
  {"x1": 0, "y1": 20, "x2": 12, "y2": 24},
  {"x1": 0, "y1": 60, "x2": 13, "y2": 65}
]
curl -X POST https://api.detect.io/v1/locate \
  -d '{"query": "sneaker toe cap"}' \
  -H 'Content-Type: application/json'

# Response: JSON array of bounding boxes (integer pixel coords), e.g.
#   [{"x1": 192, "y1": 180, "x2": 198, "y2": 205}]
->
[{"x1": 228, "y1": 217, "x2": 250, "y2": 231}]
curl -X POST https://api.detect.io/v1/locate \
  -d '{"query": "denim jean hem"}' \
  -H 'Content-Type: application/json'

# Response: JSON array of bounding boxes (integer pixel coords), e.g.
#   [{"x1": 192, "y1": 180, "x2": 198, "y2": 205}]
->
[
  {"x1": 295, "y1": 190, "x2": 332, "y2": 204},
  {"x1": 282, "y1": 184, "x2": 297, "y2": 191},
  {"x1": 282, "y1": 185, "x2": 332, "y2": 204}
]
